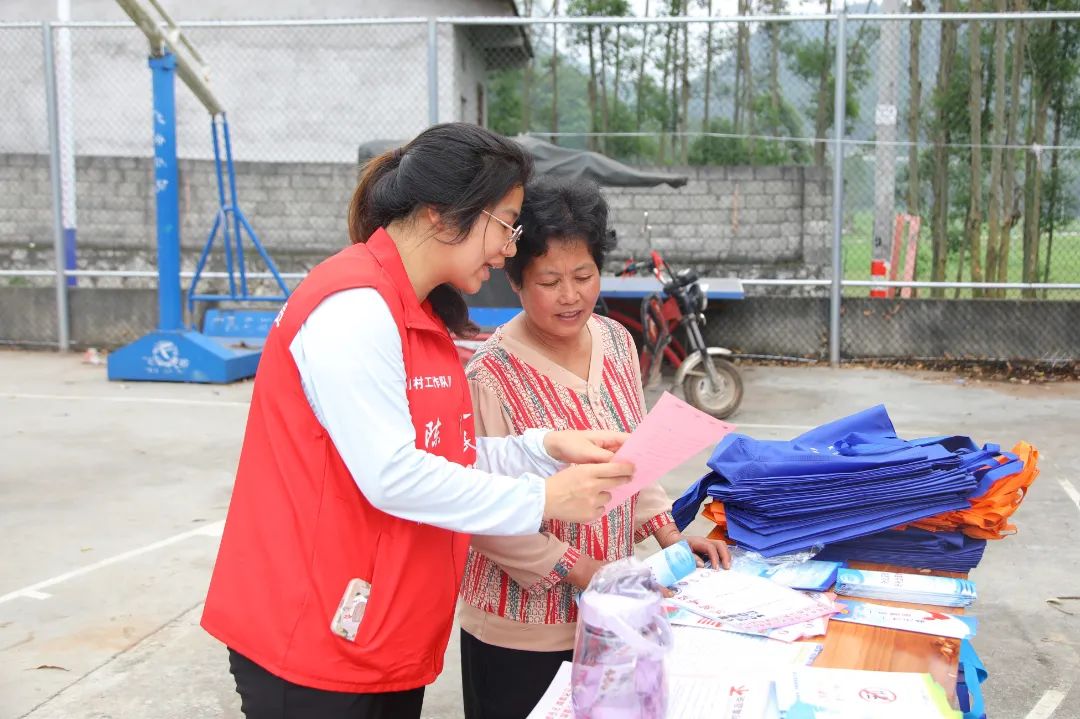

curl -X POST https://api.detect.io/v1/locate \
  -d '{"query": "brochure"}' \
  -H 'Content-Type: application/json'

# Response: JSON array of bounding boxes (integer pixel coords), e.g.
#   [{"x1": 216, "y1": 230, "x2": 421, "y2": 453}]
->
[
  {"x1": 670, "y1": 568, "x2": 836, "y2": 634},
  {"x1": 831, "y1": 599, "x2": 977, "y2": 640}
]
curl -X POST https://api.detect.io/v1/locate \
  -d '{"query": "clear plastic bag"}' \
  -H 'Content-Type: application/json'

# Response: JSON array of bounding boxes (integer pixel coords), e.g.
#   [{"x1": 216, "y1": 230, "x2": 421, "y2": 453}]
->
[
  {"x1": 571, "y1": 559, "x2": 673, "y2": 719},
  {"x1": 727, "y1": 543, "x2": 825, "y2": 573}
]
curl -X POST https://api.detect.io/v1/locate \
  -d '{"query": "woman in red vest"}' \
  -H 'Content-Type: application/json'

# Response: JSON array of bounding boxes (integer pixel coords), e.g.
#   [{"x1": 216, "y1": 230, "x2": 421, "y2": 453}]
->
[{"x1": 201, "y1": 123, "x2": 634, "y2": 719}]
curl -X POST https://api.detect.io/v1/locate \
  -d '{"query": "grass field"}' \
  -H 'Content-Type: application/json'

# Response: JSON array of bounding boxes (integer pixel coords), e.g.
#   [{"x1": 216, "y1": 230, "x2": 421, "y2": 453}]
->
[{"x1": 841, "y1": 211, "x2": 1080, "y2": 298}]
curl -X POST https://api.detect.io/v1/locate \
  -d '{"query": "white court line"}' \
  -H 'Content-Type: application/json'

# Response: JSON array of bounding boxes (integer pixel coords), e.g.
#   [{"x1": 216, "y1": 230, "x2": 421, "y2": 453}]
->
[
  {"x1": 0, "y1": 520, "x2": 224, "y2": 605},
  {"x1": 1059, "y1": 479, "x2": 1080, "y2": 513},
  {"x1": 6, "y1": 395, "x2": 947, "y2": 435},
  {"x1": 1024, "y1": 689, "x2": 1067, "y2": 719},
  {"x1": 7, "y1": 395, "x2": 948, "y2": 435},
  {"x1": 4, "y1": 392, "x2": 248, "y2": 408},
  {"x1": 21, "y1": 590, "x2": 52, "y2": 600}
]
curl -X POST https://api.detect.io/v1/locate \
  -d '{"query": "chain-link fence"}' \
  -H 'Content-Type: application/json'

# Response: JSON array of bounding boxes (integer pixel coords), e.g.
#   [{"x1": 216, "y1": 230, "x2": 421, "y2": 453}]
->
[
  {"x1": 0, "y1": 24, "x2": 58, "y2": 347},
  {"x1": 837, "y1": 13, "x2": 1080, "y2": 363},
  {"x1": 470, "y1": 13, "x2": 1080, "y2": 364},
  {"x1": 1, "y1": 12, "x2": 1078, "y2": 365}
]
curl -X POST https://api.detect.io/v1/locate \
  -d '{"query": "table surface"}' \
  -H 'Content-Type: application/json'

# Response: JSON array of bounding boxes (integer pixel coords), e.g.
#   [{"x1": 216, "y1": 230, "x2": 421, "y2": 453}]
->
[
  {"x1": 706, "y1": 529, "x2": 966, "y2": 703},
  {"x1": 812, "y1": 561, "x2": 965, "y2": 703}
]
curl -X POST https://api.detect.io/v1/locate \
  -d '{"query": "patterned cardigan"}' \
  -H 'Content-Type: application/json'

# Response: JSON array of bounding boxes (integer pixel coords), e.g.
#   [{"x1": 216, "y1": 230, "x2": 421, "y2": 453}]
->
[{"x1": 458, "y1": 314, "x2": 675, "y2": 651}]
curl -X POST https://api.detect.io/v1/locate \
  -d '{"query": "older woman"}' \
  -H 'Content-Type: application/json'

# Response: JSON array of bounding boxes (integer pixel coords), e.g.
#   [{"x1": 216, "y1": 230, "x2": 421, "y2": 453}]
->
[{"x1": 459, "y1": 177, "x2": 731, "y2": 719}]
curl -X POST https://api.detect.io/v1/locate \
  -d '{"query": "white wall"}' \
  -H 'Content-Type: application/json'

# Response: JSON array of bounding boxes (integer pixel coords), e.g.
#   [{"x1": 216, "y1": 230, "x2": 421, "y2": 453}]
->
[
  {"x1": 0, "y1": 1, "x2": 517, "y2": 22},
  {"x1": 0, "y1": 0, "x2": 518, "y2": 161}
]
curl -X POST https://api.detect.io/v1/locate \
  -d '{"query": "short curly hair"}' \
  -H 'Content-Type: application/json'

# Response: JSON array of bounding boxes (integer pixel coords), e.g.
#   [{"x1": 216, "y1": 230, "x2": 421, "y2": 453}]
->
[{"x1": 505, "y1": 176, "x2": 616, "y2": 286}]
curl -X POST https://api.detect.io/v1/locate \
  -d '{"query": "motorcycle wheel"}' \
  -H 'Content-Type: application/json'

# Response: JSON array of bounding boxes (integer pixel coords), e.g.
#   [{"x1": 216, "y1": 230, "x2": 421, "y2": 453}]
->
[{"x1": 682, "y1": 357, "x2": 743, "y2": 419}]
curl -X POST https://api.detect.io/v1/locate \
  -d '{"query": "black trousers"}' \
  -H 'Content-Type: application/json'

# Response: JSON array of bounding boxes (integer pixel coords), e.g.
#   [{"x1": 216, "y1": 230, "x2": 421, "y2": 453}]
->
[
  {"x1": 459, "y1": 629, "x2": 574, "y2": 719},
  {"x1": 228, "y1": 649, "x2": 425, "y2": 719}
]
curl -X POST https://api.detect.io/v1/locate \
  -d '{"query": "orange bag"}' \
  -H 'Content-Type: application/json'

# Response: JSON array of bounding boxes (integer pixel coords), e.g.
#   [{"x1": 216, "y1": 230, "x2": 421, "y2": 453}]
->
[
  {"x1": 699, "y1": 442, "x2": 1039, "y2": 542},
  {"x1": 906, "y1": 441, "x2": 1039, "y2": 539},
  {"x1": 701, "y1": 501, "x2": 732, "y2": 543}
]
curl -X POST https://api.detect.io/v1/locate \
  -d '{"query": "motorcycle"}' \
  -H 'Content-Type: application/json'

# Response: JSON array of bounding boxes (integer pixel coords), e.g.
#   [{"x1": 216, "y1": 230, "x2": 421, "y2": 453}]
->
[
  {"x1": 597, "y1": 218, "x2": 743, "y2": 419},
  {"x1": 454, "y1": 216, "x2": 743, "y2": 419}
]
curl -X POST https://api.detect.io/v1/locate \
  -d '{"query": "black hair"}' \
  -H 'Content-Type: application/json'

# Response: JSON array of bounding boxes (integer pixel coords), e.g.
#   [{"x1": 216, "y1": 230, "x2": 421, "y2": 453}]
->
[
  {"x1": 348, "y1": 123, "x2": 533, "y2": 337},
  {"x1": 505, "y1": 176, "x2": 615, "y2": 287}
]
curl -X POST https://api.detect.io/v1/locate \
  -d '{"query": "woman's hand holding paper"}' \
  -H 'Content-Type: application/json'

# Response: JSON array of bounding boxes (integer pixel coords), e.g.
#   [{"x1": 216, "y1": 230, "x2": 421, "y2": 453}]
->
[{"x1": 543, "y1": 429, "x2": 630, "y2": 464}]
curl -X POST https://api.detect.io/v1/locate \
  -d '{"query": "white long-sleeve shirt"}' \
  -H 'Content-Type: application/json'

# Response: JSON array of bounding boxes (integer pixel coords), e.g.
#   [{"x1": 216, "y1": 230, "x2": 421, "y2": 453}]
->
[{"x1": 289, "y1": 288, "x2": 558, "y2": 536}]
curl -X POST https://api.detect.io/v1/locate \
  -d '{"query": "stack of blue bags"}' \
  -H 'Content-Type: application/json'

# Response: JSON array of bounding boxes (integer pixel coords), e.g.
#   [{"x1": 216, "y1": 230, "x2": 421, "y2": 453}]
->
[
  {"x1": 673, "y1": 405, "x2": 996, "y2": 568},
  {"x1": 814, "y1": 527, "x2": 987, "y2": 572}
]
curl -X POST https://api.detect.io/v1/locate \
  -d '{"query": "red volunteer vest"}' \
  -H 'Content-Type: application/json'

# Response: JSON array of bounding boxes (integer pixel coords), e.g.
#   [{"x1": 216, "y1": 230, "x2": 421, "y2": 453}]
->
[{"x1": 201, "y1": 229, "x2": 476, "y2": 693}]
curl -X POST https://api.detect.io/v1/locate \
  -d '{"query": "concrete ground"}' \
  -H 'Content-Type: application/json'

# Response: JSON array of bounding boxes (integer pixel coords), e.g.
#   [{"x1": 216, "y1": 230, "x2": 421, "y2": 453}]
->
[{"x1": 1, "y1": 350, "x2": 1078, "y2": 719}]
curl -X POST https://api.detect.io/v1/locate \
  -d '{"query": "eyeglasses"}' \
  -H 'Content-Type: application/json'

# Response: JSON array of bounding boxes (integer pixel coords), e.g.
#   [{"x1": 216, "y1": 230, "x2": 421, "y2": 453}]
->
[{"x1": 482, "y1": 210, "x2": 523, "y2": 252}]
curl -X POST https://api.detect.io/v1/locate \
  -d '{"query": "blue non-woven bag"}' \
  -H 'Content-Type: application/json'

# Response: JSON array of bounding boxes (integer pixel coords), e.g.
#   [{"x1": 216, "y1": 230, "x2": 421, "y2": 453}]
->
[
  {"x1": 815, "y1": 527, "x2": 988, "y2": 572},
  {"x1": 672, "y1": 406, "x2": 989, "y2": 558}
]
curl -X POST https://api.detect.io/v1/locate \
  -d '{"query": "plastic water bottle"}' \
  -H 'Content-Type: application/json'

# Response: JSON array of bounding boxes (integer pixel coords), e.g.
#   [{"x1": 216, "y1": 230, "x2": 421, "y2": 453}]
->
[{"x1": 643, "y1": 539, "x2": 697, "y2": 587}]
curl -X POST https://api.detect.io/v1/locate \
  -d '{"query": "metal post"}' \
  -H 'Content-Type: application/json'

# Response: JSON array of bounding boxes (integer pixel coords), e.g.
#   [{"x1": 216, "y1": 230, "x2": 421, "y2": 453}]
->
[
  {"x1": 42, "y1": 23, "x2": 70, "y2": 351},
  {"x1": 427, "y1": 18, "x2": 439, "y2": 125},
  {"x1": 209, "y1": 117, "x2": 237, "y2": 298},
  {"x1": 829, "y1": 9, "x2": 847, "y2": 367},
  {"x1": 221, "y1": 113, "x2": 248, "y2": 297},
  {"x1": 149, "y1": 52, "x2": 183, "y2": 332},
  {"x1": 56, "y1": 0, "x2": 78, "y2": 288},
  {"x1": 871, "y1": 0, "x2": 900, "y2": 285}
]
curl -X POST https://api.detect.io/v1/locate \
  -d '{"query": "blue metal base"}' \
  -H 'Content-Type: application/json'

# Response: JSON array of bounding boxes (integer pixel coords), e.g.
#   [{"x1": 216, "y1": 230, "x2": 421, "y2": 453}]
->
[
  {"x1": 202, "y1": 308, "x2": 278, "y2": 340},
  {"x1": 106, "y1": 329, "x2": 261, "y2": 384},
  {"x1": 469, "y1": 306, "x2": 521, "y2": 328}
]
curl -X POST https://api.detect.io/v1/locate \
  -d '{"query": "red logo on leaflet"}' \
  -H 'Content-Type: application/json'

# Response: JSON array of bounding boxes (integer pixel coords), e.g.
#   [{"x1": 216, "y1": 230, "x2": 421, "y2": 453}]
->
[
  {"x1": 729, "y1": 685, "x2": 747, "y2": 696},
  {"x1": 859, "y1": 688, "x2": 897, "y2": 703}
]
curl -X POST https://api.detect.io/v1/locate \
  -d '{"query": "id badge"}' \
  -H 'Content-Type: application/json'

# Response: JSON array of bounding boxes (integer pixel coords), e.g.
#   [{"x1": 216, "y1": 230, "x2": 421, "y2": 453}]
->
[{"x1": 330, "y1": 578, "x2": 371, "y2": 642}]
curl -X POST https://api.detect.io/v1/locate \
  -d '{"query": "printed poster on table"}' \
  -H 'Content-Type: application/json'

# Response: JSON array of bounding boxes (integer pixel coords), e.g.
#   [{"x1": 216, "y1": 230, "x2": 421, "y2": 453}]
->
[
  {"x1": 669, "y1": 568, "x2": 836, "y2": 634},
  {"x1": 831, "y1": 599, "x2": 977, "y2": 639}
]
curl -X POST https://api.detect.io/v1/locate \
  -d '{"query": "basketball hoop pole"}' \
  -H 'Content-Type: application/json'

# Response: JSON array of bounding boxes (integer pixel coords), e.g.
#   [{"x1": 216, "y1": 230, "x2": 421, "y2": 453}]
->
[
  {"x1": 107, "y1": 0, "x2": 281, "y2": 383},
  {"x1": 148, "y1": 52, "x2": 182, "y2": 332}
]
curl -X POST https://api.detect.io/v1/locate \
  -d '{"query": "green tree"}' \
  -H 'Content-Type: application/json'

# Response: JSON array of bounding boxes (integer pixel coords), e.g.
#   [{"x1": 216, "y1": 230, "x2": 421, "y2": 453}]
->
[
  {"x1": 565, "y1": 0, "x2": 633, "y2": 152},
  {"x1": 1039, "y1": 12, "x2": 1080, "y2": 286},
  {"x1": 929, "y1": 0, "x2": 960, "y2": 292},
  {"x1": 1017, "y1": 1, "x2": 1080, "y2": 295},
  {"x1": 984, "y1": 0, "x2": 1008, "y2": 290},
  {"x1": 964, "y1": 1, "x2": 985, "y2": 290},
  {"x1": 551, "y1": 0, "x2": 561, "y2": 142},
  {"x1": 690, "y1": 118, "x2": 752, "y2": 164},
  {"x1": 785, "y1": 8, "x2": 876, "y2": 167}
]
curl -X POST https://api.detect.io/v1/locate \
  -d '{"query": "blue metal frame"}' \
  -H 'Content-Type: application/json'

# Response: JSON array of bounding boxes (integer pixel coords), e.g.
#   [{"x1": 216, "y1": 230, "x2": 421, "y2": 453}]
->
[
  {"x1": 468, "y1": 307, "x2": 521, "y2": 328},
  {"x1": 107, "y1": 51, "x2": 281, "y2": 384},
  {"x1": 187, "y1": 113, "x2": 289, "y2": 317},
  {"x1": 151, "y1": 54, "x2": 182, "y2": 331}
]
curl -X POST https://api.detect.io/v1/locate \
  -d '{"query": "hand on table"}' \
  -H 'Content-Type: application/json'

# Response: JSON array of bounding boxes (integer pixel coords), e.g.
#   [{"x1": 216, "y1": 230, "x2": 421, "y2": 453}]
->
[
  {"x1": 655, "y1": 525, "x2": 732, "y2": 570},
  {"x1": 683, "y1": 534, "x2": 732, "y2": 570}
]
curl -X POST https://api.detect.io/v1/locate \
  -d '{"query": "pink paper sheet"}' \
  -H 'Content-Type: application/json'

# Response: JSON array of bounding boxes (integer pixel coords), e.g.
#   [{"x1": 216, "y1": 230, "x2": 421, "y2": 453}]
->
[{"x1": 603, "y1": 392, "x2": 736, "y2": 512}]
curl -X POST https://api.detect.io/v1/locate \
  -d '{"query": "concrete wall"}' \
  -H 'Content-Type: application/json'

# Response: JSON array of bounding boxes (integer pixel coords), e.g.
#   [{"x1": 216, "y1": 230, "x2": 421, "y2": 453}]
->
[
  {"x1": 0, "y1": 153, "x2": 354, "y2": 281},
  {"x1": 603, "y1": 165, "x2": 832, "y2": 280},
  {"x1": 0, "y1": 154, "x2": 832, "y2": 283},
  {"x1": 5, "y1": 285, "x2": 1076, "y2": 363}
]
